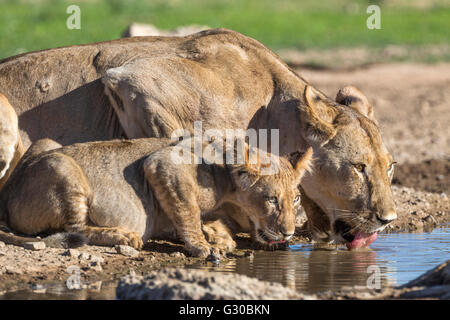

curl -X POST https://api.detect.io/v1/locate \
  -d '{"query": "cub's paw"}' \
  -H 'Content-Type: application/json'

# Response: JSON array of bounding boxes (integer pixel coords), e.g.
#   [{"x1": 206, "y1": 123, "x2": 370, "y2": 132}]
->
[
  {"x1": 203, "y1": 222, "x2": 236, "y2": 256},
  {"x1": 186, "y1": 240, "x2": 213, "y2": 259},
  {"x1": 119, "y1": 231, "x2": 143, "y2": 249}
]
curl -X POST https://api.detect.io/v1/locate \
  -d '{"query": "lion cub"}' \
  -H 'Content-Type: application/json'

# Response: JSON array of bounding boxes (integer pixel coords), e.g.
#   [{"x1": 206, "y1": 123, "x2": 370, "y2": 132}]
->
[{"x1": 0, "y1": 137, "x2": 312, "y2": 257}]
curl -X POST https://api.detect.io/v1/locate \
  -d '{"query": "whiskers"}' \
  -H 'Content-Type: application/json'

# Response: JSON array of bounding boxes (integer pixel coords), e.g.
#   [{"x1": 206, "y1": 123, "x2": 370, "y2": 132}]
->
[{"x1": 327, "y1": 207, "x2": 378, "y2": 234}]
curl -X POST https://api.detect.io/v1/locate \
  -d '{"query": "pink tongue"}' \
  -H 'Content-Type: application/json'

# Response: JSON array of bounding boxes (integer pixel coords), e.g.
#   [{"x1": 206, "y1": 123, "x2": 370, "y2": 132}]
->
[
  {"x1": 346, "y1": 232, "x2": 377, "y2": 250},
  {"x1": 269, "y1": 240, "x2": 286, "y2": 245}
]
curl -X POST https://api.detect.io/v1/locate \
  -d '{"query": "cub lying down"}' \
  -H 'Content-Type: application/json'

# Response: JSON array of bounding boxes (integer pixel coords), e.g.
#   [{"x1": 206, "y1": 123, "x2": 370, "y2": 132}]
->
[{"x1": 0, "y1": 137, "x2": 312, "y2": 257}]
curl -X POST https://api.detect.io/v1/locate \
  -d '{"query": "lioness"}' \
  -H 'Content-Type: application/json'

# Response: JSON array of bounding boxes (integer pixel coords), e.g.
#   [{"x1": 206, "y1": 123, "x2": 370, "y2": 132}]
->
[
  {"x1": 0, "y1": 94, "x2": 24, "y2": 191},
  {"x1": 0, "y1": 28, "x2": 396, "y2": 248},
  {"x1": 0, "y1": 137, "x2": 312, "y2": 257}
]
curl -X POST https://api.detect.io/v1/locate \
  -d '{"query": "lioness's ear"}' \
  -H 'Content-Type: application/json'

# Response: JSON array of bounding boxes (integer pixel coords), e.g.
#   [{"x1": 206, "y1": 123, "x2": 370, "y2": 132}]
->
[
  {"x1": 289, "y1": 147, "x2": 313, "y2": 181},
  {"x1": 300, "y1": 86, "x2": 337, "y2": 147},
  {"x1": 336, "y1": 86, "x2": 376, "y2": 122}
]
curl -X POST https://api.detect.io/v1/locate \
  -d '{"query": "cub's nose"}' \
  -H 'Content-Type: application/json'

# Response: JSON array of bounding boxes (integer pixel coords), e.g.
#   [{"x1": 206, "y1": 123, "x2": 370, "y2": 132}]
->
[
  {"x1": 376, "y1": 211, "x2": 397, "y2": 225},
  {"x1": 281, "y1": 231, "x2": 294, "y2": 241}
]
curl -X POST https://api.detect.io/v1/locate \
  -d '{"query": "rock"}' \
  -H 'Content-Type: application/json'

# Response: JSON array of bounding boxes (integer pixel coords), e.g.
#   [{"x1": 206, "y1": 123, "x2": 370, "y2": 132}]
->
[
  {"x1": 402, "y1": 260, "x2": 450, "y2": 287},
  {"x1": 23, "y1": 241, "x2": 46, "y2": 251},
  {"x1": 116, "y1": 268, "x2": 312, "y2": 300},
  {"x1": 122, "y1": 23, "x2": 209, "y2": 38},
  {"x1": 79, "y1": 252, "x2": 91, "y2": 260},
  {"x1": 90, "y1": 255, "x2": 105, "y2": 264},
  {"x1": 115, "y1": 245, "x2": 140, "y2": 257},
  {"x1": 0, "y1": 241, "x2": 5, "y2": 248}
]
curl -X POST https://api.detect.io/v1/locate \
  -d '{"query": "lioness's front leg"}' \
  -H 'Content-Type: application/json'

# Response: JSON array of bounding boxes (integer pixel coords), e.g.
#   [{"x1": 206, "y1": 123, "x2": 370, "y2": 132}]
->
[{"x1": 143, "y1": 157, "x2": 213, "y2": 258}]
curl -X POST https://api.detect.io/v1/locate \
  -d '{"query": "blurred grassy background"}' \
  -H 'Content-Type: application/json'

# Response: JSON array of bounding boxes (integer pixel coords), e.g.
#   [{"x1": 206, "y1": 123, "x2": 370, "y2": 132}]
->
[{"x1": 0, "y1": 0, "x2": 449, "y2": 61}]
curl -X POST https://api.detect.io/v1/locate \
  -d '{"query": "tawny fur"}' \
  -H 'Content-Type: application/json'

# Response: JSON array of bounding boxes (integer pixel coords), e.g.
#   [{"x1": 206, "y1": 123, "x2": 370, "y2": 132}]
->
[
  {"x1": 0, "y1": 29, "x2": 396, "y2": 244},
  {"x1": 0, "y1": 137, "x2": 312, "y2": 257},
  {"x1": 0, "y1": 94, "x2": 24, "y2": 192}
]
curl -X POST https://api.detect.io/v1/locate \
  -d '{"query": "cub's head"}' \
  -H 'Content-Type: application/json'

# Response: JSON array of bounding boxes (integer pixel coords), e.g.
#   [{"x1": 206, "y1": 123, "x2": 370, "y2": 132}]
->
[
  {"x1": 231, "y1": 146, "x2": 313, "y2": 246},
  {"x1": 298, "y1": 85, "x2": 396, "y2": 249}
]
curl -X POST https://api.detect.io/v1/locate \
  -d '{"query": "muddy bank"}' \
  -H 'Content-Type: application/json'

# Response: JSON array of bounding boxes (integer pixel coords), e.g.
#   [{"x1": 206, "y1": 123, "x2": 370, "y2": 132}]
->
[
  {"x1": 116, "y1": 268, "x2": 309, "y2": 300},
  {"x1": 0, "y1": 235, "x2": 258, "y2": 293},
  {"x1": 386, "y1": 186, "x2": 449, "y2": 233},
  {"x1": 393, "y1": 159, "x2": 449, "y2": 194},
  {"x1": 0, "y1": 239, "x2": 199, "y2": 293}
]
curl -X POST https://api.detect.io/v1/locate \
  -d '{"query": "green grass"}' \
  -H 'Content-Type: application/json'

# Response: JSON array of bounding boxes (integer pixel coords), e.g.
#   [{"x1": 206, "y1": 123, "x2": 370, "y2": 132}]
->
[{"x1": 0, "y1": 0, "x2": 449, "y2": 60}]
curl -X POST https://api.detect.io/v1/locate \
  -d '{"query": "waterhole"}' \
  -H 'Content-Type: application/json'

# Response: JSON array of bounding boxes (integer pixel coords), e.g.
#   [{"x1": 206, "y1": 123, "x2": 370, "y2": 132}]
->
[{"x1": 1, "y1": 227, "x2": 448, "y2": 299}]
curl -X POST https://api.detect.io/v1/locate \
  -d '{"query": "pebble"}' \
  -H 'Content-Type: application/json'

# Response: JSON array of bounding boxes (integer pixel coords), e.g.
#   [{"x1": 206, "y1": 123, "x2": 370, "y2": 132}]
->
[
  {"x1": 79, "y1": 252, "x2": 91, "y2": 260},
  {"x1": 5, "y1": 267, "x2": 23, "y2": 275},
  {"x1": 31, "y1": 284, "x2": 46, "y2": 294},
  {"x1": 169, "y1": 252, "x2": 185, "y2": 258},
  {"x1": 89, "y1": 261, "x2": 103, "y2": 272},
  {"x1": 23, "y1": 241, "x2": 46, "y2": 251},
  {"x1": 0, "y1": 241, "x2": 5, "y2": 248},
  {"x1": 115, "y1": 245, "x2": 139, "y2": 257},
  {"x1": 90, "y1": 255, "x2": 105, "y2": 264},
  {"x1": 66, "y1": 249, "x2": 80, "y2": 257},
  {"x1": 88, "y1": 281, "x2": 102, "y2": 292}
]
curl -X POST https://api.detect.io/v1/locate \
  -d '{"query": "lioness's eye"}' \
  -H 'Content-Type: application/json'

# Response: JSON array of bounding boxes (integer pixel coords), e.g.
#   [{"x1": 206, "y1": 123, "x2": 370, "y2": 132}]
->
[
  {"x1": 293, "y1": 194, "x2": 301, "y2": 205},
  {"x1": 266, "y1": 197, "x2": 278, "y2": 205},
  {"x1": 354, "y1": 163, "x2": 366, "y2": 173}
]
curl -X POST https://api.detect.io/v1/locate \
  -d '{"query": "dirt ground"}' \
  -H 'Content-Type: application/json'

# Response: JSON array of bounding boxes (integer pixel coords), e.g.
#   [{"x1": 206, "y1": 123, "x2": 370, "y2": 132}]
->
[{"x1": 0, "y1": 62, "x2": 448, "y2": 295}]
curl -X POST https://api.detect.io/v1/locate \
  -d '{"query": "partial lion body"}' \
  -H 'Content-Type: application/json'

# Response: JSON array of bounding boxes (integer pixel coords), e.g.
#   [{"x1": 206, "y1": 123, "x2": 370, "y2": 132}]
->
[
  {"x1": 1, "y1": 137, "x2": 311, "y2": 257},
  {"x1": 0, "y1": 29, "x2": 396, "y2": 245},
  {"x1": 0, "y1": 94, "x2": 24, "y2": 193}
]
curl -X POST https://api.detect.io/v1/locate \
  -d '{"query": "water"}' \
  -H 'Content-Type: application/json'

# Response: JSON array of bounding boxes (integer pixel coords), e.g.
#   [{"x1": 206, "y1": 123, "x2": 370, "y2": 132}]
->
[
  {"x1": 1, "y1": 228, "x2": 448, "y2": 299},
  {"x1": 186, "y1": 227, "x2": 450, "y2": 294}
]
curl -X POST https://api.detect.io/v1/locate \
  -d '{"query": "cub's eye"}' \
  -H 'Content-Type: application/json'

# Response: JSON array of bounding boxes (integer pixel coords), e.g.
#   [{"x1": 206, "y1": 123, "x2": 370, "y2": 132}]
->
[
  {"x1": 266, "y1": 197, "x2": 278, "y2": 205},
  {"x1": 293, "y1": 194, "x2": 301, "y2": 205},
  {"x1": 353, "y1": 163, "x2": 366, "y2": 173}
]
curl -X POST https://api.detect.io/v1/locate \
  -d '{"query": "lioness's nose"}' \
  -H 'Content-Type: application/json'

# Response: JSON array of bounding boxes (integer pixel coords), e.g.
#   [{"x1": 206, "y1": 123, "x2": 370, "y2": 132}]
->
[{"x1": 376, "y1": 211, "x2": 397, "y2": 225}]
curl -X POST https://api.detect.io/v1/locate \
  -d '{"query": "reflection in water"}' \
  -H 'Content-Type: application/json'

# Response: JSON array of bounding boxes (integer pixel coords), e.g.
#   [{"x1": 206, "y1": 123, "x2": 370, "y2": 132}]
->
[
  {"x1": 188, "y1": 246, "x2": 393, "y2": 294},
  {"x1": 187, "y1": 227, "x2": 449, "y2": 294},
  {"x1": 0, "y1": 228, "x2": 448, "y2": 299},
  {"x1": 0, "y1": 281, "x2": 117, "y2": 300}
]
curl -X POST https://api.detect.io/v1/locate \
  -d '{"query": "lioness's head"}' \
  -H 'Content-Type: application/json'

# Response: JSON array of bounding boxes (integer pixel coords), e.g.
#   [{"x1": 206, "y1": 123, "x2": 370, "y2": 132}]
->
[
  {"x1": 298, "y1": 85, "x2": 396, "y2": 249},
  {"x1": 231, "y1": 146, "x2": 313, "y2": 245}
]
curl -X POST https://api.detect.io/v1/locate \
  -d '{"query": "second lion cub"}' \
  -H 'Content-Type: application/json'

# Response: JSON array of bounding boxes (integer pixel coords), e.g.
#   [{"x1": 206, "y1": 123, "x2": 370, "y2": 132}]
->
[{"x1": 1, "y1": 137, "x2": 312, "y2": 258}]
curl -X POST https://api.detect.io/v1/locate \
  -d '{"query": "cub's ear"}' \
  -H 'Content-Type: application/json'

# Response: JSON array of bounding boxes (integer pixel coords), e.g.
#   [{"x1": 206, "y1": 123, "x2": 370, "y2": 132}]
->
[
  {"x1": 232, "y1": 144, "x2": 261, "y2": 190},
  {"x1": 336, "y1": 86, "x2": 376, "y2": 122},
  {"x1": 234, "y1": 168, "x2": 259, "y2": 190},
  {"x1": 288, "y1": 147, "x2": 313, "y2": 181},
  {"x1": 300, "y1": 86, "x2": 337, "y2": 147}
]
